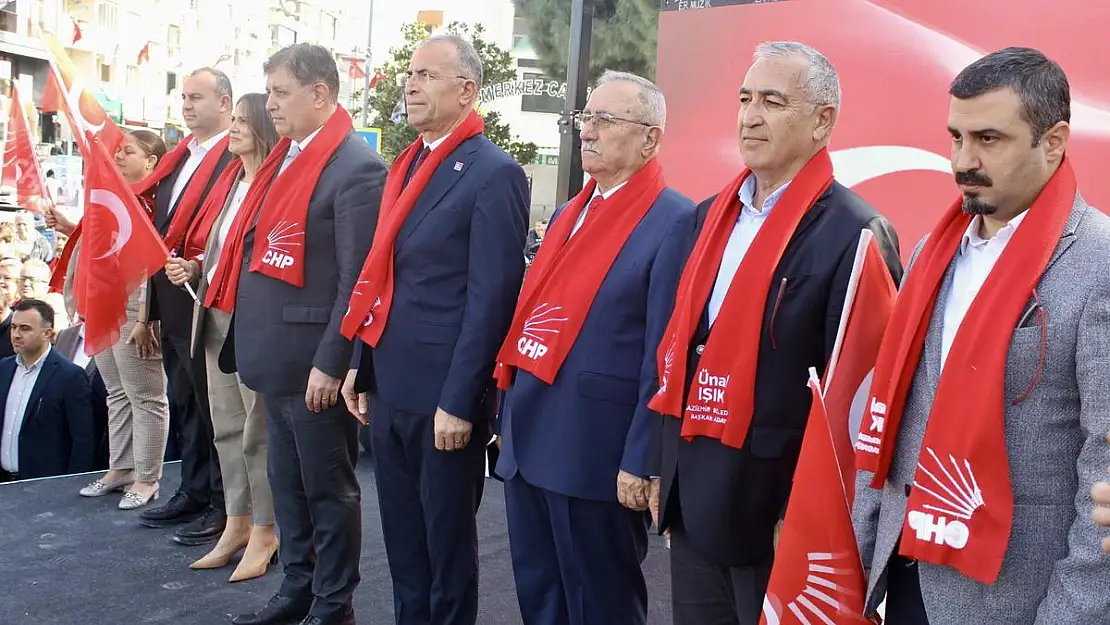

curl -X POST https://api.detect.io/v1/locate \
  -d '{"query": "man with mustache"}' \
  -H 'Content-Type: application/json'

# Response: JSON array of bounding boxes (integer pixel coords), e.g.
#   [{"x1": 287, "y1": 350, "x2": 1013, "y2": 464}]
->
[
  {"x1": 853, "y1": 47, "x2": 1110, "y2": 624},
  {"x1": 649, "y1": 41, "x2": 901, "y2": 625},
  {"x1": 494, "y1": 71, "x2": 694, "y2": 625}
]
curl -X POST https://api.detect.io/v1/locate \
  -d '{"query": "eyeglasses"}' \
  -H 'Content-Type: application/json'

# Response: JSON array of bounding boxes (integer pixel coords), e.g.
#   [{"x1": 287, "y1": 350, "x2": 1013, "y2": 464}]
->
[
  {"x1": 397, "y1": 69, "x2": 471, "y2": 87},
  {"x1": 571, "y1": 110, "x2": 655, "y2": 131}
]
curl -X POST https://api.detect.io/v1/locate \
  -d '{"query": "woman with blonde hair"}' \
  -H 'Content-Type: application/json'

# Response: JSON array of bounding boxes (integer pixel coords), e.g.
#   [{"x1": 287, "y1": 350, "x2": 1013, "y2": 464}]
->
[{"x1": 166, "y1": 93, "x2": 279, "y2": 581}]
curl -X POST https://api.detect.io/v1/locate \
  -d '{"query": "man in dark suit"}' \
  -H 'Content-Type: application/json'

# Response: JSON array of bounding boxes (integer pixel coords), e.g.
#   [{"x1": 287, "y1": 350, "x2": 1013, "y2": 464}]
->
[
  {"x1": 0, "y1": 299, "x2": 95, "y2": 481},
  {"x1": 137, "y1": 66, "x2": 235, "y2": 547},
  {"x1": 55, "y1": 321, "x2": 109, "y2": 470},
  {"x1": 227, "y1": 44, "x2": 386, "y2": 625},
  {"x1": 648, "y1": 42, "x2": 902, "y2": 625},
  {"x1": 494, "y1": 71, "x2": 694, "y2": 625},
  {"x1": 341, "y1": 34, "x2": 529, "y2": 625}
]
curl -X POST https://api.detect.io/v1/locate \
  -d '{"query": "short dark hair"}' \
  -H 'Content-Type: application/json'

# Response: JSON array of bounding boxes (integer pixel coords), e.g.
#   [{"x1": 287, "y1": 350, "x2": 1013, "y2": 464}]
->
[
  {"x1": 13, "y1": 298, "x2": 54, "y2": 328},
  {"x1": 189, "y1": 66, "x2": 234, "y2": 103},
  {"x1": 263, "y1": 43, "x2": 340, "y2": 103},
  {"x1": 949, "y1": 47, "x2": 1070, "y2": 146}
]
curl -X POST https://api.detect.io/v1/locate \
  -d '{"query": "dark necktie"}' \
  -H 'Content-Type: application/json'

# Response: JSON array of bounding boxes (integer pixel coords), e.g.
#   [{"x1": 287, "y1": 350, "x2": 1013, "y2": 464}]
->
[
  {"x1": 575, "y1": 196, "x2": 605, "y2": 237},
  {"x1": 404, "y1": 146, "x2": 431, "y2": 188}
]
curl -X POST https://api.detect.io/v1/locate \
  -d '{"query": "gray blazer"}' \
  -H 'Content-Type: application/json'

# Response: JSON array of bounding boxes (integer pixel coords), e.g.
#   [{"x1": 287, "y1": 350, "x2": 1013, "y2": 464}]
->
[
  {"x1": 231, "y1": 131, "x2": 387, "y2": 395},
  {"x1": 852, "y1": 195, "x2": 1110, "y2": 624}
]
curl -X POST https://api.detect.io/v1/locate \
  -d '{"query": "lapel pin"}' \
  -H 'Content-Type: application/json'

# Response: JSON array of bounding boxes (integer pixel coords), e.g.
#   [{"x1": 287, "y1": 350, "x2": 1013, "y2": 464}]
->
[{"x1": 453, "y1": 161, "x2": 464, "y2": 171}]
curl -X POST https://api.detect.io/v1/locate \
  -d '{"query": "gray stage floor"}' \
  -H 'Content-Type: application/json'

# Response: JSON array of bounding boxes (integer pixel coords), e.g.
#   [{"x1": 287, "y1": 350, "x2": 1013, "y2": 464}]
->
[{"x1": 0, "y1": 454, "x2": 673, "y2": 625}]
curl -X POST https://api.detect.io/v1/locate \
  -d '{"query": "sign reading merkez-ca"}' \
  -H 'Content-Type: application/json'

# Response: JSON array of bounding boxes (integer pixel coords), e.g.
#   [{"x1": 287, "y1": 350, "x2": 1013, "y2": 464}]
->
[{"x1": 661, "y1": 0, "x2": 793, "y2": 11}]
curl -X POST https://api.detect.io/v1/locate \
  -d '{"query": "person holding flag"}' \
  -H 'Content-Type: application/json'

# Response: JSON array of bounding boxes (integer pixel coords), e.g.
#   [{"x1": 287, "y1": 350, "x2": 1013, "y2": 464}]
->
[
  {"x1": 852, "y1": 47, "x2": 1110, "y2": 624},
  {"x1": 647, "y1": 41, "x2": 901, "y2": 625},
  {"x1": 131, "y1": 67, "x2": 235, "y2": 549},
  {"x1": 216, "y1": 44, "x2": 386, "y2": 625}
]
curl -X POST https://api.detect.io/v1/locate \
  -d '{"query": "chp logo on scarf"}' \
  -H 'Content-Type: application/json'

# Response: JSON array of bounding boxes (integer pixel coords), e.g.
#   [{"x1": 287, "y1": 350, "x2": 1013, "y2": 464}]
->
[
  {"x1": 259, "y1": 219, "x2": 303, "y2": 271},
  {"x1": 905, "y1": 447, "x2": 985, "y2": 550},
  {"x1": 515, "y1": 302, "x2": 567, "y2": 361}
]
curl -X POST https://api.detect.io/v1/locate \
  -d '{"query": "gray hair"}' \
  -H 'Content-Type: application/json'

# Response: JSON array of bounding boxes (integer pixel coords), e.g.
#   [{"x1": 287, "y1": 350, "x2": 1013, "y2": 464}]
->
[
  {"x1": 422, "y1": 34, "x2": 484, "y2": 88},
  {"x1": 264, "y1": 43, "x2": 340, "y2": 102},
  {"x1": 596, "y1": 70, "x2": 667, "y2": 127},
  {"x1": 753, "y1": 41, "x2": 841, "y2": 109},
  {"x1": 188, "y1": 66, "x2": 233, "y2": 102}
]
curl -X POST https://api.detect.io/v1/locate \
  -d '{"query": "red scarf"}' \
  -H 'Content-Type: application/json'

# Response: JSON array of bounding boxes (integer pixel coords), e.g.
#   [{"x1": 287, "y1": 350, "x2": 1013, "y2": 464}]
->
[
  {"x1": 492, "y1": 158, "x2": 666, "y2": 390},
  {"x1": 183, "y1": 158, "x2": 243, "y2": 261},
  {"x1": 205, "y1": 106, "x2": 353, "y2": 312},
  {"x1": 133, "y1": 133, "x2": 231, "y2": 252},
  {"x1": 340, "y1": 110, "x2": 484, "y2": 343},
  {"x1": 49, "y1": 221, "x2": 80, "y2": 293},
  {"x1": 860, "y1": 158, "x2": 1075, "y2": 584},
  {"x1": 647, "y1": 148, "x2": 833, "y2": 449}
]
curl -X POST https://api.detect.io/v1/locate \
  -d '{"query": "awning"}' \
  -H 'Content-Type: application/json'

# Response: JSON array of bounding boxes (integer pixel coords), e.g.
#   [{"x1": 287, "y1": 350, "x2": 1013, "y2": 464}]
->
[
  {"x1": 92, "y1": 92, "x2": 123, "y2": 124},
  {"x1": 0, "y1": 32, "x2": 51, "y2": 62}
]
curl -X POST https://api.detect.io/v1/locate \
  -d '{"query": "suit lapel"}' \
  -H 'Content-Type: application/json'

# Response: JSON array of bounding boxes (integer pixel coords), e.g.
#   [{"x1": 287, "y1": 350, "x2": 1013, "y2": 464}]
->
[
  {"x1": 22, "y1": 352, "x2": 58, "y2": 426},
  {"x1": 922, "y1": 257, "x2": 958, "y2": 389},
  {"x1": 55, "y1": 330, "x2": 77, "y2": 361},
  {"x1": 0, "y1": 358, "x2": 13, "y2": 434},
  {"x1": 156, "y1": 158, "x2": 189, "y2": 232},
  {"x1": 1042, "y1": 193, "x2": 1086, "y2": 275},
  {"x1": 395, "y1": 140, "x2": 480, "y2": 252}
]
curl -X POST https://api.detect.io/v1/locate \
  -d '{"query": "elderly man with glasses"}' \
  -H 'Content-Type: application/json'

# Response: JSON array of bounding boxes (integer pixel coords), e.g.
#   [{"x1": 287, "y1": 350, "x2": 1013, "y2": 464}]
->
[{"x1": 491, "y1": 70, "x2": 695, "y2": 625}]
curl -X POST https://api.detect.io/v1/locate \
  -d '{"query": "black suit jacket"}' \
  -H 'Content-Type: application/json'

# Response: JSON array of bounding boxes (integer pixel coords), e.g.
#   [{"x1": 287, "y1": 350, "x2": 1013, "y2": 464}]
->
[
  {"x1": 0, "y1": 349, "x2": 96, "y2": 479},
  {"x1": 54, "y1": 324, "x2": 109, "y2": 469},
  {"x1": 231, "y1": 131, "x2": 387, "y2": 394},
  {"x1": 657, "y1": 181, "x2": 903, "y2": 567},
  {"x1": 0, "y1": 315, "x2": 13, "y2": 360},
  {"x1": 149, "y1": 148, "x2": 235, "y2": 341}
]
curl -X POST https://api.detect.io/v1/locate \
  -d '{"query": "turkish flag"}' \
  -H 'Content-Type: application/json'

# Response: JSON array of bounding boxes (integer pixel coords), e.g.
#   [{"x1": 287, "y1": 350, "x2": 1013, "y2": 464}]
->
[
  {"x1": 2, "y1": 84, "x2": 55, "y2": 214},
  {"x1": 760, "y1": 371, "x2": 871, "y2": 625},
  {"x1": 41, "y1": 69, "x2": 63, "y2": 114},
  {"x1": 74, "y1": 131, "x2": 169, "y2": 355},
  {"x1": 44, "y1": 33, "x2": 124, "y2": 155},
  {"x1": 71, "y1": 17, "x2": 82, "y2": 44},
  {"x1": 822, "y1": 230, "x2": 897, "y2": 498},
  {"x1": 369, "y1": 70, "x2": 385, "y2": 89},
  {"x1": 348, "y1": 58, "x2": 366, "y2": 80},
  {"x1": 137, "y1": 42, "x2": 150, "y2": 66}
]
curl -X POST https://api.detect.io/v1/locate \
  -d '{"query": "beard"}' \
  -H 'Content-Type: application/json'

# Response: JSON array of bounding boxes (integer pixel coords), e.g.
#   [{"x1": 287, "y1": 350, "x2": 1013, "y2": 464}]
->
[{"x1": 962, "y1": 195, "x2": 998, "y2": 215}]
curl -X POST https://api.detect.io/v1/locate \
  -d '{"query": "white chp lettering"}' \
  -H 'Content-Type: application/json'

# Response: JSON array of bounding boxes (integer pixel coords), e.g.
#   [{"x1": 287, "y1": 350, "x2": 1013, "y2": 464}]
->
[
  {"x1": 516, "y1": 302, "x2": 567, "y2": 361},
  {"x1": 907, "y1": 447, "x2": 984, "y2": 550},
  {"x1": 261, "y1": 220, "x2": 301, "y2": 269}
]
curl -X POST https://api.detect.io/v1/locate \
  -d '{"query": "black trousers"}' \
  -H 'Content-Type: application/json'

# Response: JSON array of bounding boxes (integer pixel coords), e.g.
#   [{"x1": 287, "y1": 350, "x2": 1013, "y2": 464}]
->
[
  {"x1": 885, "y1": 555, "x2": 930, "y2": 624},
  {"x1": 669, "y1": 519, "x2": 773, "y2": 625},
  {"x1": 162, "y1": 330, "x2": 222, "y2": 509},
  {"x1": 370, "y1": 397, "x2": 489, "y2": 625},
  {"x1": 264, "y1": 393, "x2": 361, "y2": 619}
]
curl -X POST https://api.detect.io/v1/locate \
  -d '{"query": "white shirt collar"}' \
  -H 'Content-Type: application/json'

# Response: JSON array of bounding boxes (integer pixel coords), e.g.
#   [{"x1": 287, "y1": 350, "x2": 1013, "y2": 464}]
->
[
  {"x1": 960, "y1": 210, "x2": 1029, "y2": 254},
  {"x1": 17, "y1": 345, "x2": 49, "y2": 371},
  {"x1": 590, "y1": 180, "x2": 629, "y2": 201},
  {"x1": 294, "y1": 126, "x2": 325, "y2": 153},
  {"x1": 424, "y1": 133, "x2": 450, "y2": 152},
  {"x1": 738, "y1": 174, "x2": 790, "y2": 215},
  {"x1": 191, "y1": 129, "x2": 229, "y2": 153}
]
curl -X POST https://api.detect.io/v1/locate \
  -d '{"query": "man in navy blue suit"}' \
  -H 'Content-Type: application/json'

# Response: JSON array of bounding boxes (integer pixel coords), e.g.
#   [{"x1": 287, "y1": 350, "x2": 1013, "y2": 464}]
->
[
  {"x1": 341, "y1": 34, "x2": 529, "y2": 625},
  {"x1": 492, "y1": 71, "x2": 695, "y2": 625},
  {"x1": 0, "y1": 299, "x2": 95, "y2": 481}
]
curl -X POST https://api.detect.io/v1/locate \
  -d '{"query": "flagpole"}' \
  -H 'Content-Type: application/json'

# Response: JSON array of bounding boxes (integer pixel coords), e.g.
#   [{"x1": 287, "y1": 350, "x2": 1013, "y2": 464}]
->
[{"x1": 360, "y1": 0, "x2": 374, "y2": 127}]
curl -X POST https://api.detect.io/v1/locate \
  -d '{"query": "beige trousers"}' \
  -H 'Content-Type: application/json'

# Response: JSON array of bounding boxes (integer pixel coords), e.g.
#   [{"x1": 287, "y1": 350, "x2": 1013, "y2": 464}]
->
[
  {"x1": 94, "y1": 292, "x2": 169, "y2": 483},
  {"x1": 203, "y1": 307, "x2": 273, "y2": 524}
]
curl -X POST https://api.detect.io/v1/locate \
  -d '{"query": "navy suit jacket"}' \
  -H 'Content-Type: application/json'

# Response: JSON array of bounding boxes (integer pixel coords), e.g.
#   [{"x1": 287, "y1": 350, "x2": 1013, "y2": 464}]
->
[
  {"x1": 352, "y1": 134, "x2": 530, "y2": 422},
  {"x1": 494, "y1": 187, "x2": 696, "y2": 502},
  {"x1": 0, "y1": 349, "x2": 95, "y2": 479}
]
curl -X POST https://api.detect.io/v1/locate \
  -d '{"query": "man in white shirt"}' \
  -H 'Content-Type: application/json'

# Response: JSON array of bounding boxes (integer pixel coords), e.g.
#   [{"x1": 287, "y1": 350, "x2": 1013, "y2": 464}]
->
[
  {"x1": 650, "y1": 41, "x2": 901, "y2": 625},
  {"x1": 0, "y1": 299, "x2": 94, "y2": 481}
]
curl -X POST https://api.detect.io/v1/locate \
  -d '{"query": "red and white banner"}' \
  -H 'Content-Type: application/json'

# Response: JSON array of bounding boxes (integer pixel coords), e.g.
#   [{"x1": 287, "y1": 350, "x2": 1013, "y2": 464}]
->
[
  {"x1": 2, "y1": 84, "x2": 55, "y2": 214},
  {"x1": 761, "y1": 370, "x2": 871, "y2": 625},
  {"x1": 74, "y1": 131, "x2": 169, "y2": 355},
  {"x1": 44, "y1": 33, "x2": 125, "y2": 155}
]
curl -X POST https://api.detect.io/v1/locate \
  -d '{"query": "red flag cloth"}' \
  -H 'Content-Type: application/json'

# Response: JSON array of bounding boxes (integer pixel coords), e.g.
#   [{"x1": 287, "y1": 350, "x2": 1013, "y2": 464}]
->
[
  {"x1": 492, "y1": 158, "x2": 665, "y2": 389},
  {"x1": 205, "y1": 106, "x2": 353, "y2": 312},
  {"x1": 648, "y1": 148, "x2": 833, "y2": 450},
  {"x1": 348, "y1": 59, "x2": 366, "y2": 80},
  {"x1": 369, "y1": 71, "x2": 385, "y2": 89},
  {"x1": 41, "y1": 70, "x2": 63, "y2": 114},
  {"x1": 339, "y1": 110, "x2": 484, "y2": 342},
  {"x1": 137, "y1": 42, "x2": 150, "y2": 66},
  {"x1": 75, "y1": 131, "x2": 170, "y2": 355},
  {"x1": 820, "y1": 230, "x2": 896, "y2": 504},
  {"x1": 71, "y1": 17, "x2": 82, "y2": 44},
  {"x1": 760, "y1": 370, "x2": 871, "y2": 625},
  {"x1": 863, "y1": 159, "x2": 1076, "y2": 584},
  {"x1": 183, "y1": 158, "x2": 243, "y2": 262},
  {"x1": 49, "y1": 220, "x2": 79, "y2": 293},
  {"x1": 2, "y1": 84, "x2": 56, "y2": 214},
  {"x1": 131, "y1": 133, "x2": 231, "y2": 251},
  {"x1": 45, "y1": 34, "x2": 125, "y2": 155}
]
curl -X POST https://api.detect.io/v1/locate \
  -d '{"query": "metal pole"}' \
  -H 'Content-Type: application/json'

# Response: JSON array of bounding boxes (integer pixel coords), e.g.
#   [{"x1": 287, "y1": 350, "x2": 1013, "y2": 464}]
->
[
  {"x1": 554, "y1": 0, "x2": 592, "y2": 204},
  {"x1": 360, "y1": 0, "x2": 374, "y2": 127}
]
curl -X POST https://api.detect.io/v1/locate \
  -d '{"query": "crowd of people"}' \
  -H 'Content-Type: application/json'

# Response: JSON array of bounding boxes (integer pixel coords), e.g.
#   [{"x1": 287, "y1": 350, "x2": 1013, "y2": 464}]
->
[{"x1": 0, "y1": 31, "x2": 1108, "y2": 625}]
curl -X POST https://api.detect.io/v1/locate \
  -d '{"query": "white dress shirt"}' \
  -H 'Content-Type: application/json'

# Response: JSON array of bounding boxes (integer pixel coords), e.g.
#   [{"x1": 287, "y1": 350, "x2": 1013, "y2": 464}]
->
[
  {"x1": 707, "y1": 175, "x2": 791, "y2": 325},
  {"x1": 168, "y1": 130, "x2": 230, "y2": 213},
  {"x1": 939, "y1": 211, "x2": 1028, "y2": 367},
  {"x1": 71, "y1": 325, "x2": 90, "y2": 370},
  {"x1": 425, "y1": 133, "x2": 450, "y2": 152},
  {"x1": 207, "y1": 181, "x2": 253, "y2": 284},
  {"x1": 279, "y1": 125, "x2": 324, "y2": 175},
  {"x1": 0, "y1": 346, "x2": 51, "y2": 473},
  {"x1": 570, "y1": 181, "x2": 629, "y2": 238}
]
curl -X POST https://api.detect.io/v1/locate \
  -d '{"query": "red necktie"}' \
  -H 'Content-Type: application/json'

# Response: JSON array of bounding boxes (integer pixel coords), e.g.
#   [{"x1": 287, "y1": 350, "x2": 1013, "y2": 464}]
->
[{"x1": 576, "y1": 196, "x2": 605, "y2": 237}]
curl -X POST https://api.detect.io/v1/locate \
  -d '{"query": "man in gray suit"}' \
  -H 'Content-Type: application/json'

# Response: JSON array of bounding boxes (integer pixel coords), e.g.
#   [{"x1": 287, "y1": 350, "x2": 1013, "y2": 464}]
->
[
  {"x1": 224, "y1": 44, "x2": 386, "y2": 625},
  {"x1": 852, "y1": 47, "x2": 1110, "y2": 624}
]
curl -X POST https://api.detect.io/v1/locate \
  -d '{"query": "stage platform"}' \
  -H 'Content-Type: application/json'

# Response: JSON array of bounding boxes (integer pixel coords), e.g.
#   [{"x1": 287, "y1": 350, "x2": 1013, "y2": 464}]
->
[{"x1": 0, "y1": 453, "x2": 673, "y2": 625}]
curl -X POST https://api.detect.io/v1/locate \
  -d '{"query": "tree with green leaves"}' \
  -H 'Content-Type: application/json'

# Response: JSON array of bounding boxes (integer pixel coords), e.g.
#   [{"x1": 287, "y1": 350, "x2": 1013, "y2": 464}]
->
[
  {"x1": 512, "y1": 0, "x2": 660, "y2": 82},
  {"x1": 351, "y1": 21, "x2": 539, "y2": 166}
]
